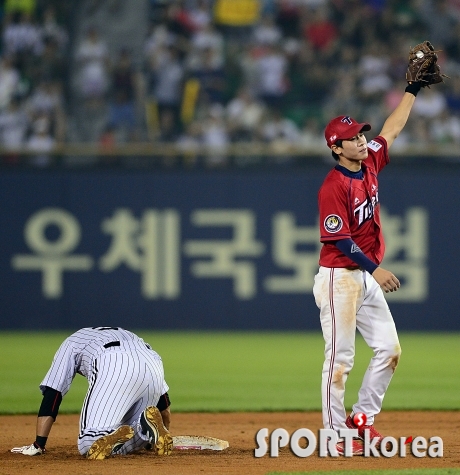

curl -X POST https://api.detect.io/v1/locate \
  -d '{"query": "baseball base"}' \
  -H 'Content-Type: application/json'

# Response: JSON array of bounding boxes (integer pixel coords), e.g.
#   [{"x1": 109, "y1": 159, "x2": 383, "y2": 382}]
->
[{"x1": 172, "y1": 435, "x2": 229, "y2": 451}]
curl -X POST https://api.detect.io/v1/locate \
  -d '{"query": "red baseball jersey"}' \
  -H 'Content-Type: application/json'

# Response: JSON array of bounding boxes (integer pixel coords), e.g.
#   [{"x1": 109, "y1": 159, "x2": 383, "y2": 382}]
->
[{"x1": 318, "y1": 136, "x2": 389, "y2": 268}]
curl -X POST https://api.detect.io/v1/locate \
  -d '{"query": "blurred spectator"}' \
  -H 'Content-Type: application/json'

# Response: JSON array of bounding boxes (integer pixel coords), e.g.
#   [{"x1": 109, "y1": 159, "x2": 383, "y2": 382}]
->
[
  {"x1": 201, "y1": 103, "x2": 229, "y2": 167},
  {"x1": 175, "y1": 119, "x2": 202, "y2": 167},
  {"x1": 0, "y1": 55, "x2": 20, "y2": 109},
  {"x1": 191, "y1": 47, "x2": 227, "y2": 105},
  {"x1": 188, "y1": 23, "x2": 225, "y2": 71},
  {"x1": 188, "y1": 0, "x2": 212, "y2": 31},
  {"x1": 25, "y1": 79, "x2": 66, "y2": 141},
  {"x1": 358, "y1": 40, "x2": 392, "y2": 101},
  {"x1": 301, "y1": 6, "x2": 338, "y2": 53},
  {"x1": 391, "y1": 115, "x2": 432, "y2": 152},
  {"x1": 2, "y1": 11, "x2": 43, "y2": 58},
  {"x1": 254, "y1": 43, "x2": 289, "y2": 110},
  {"x1": 144, "y1": 24, "x2": 176, "y2": 59},
  {"x1": 418, "y1": 0, "x2": 458, "y2": 48},
  {"x1": 26, "y1": 112, "x2": 55, "y2": 167},
  {"x1": 323, "y1": 70, "x2": 362, "y2": 121},
  {"x1": 40, "y1": 6, "x2": 68, "y2": 54},
  {"x1": 226, "y1": 86, "x2": 265, "y2": 141},
  {"x1": 412, "y1": 86, "x2": 448, "y2": 119},
  {"x1": 260, "y1": 108, "x2": 300, "y2": 145},
  {"x1": 404, "y1": 116, "x2": 431, "y2": 148},
  {"x1": 145, "y1": 44, "x2": 184, "y2": 134},
  {"x1": 0, "y1": 95, "x2": 29, "y2": 150},
  {"x1": 260, "y1": 108, "x2": 300, "y2": 164},
  {"x1": 285, "y1": 37, "x2": 329, "y2": 111},
  {"x1": 108, "y1": 48, "x2": 139, "y2": 140},
  {"x1": 26, "y1": 79, "x2": 61, "y2": 114},
  {"x1": 384, "y1": 79, "x2": 406, "y2": 114},
  {"x1": 164, "y1": 2, "x2": 195, "y2": 41},
  {"x1": 431, "y1": 110, "x2": 460, "y2": 144},
  {"x1": 28, "y1": 36, "x2": 66, "y2": 84},
  {"x1": 297, "y1": 117, "x2": 324, "y2": 150},
  {"x1": 252, "y1": 13, "x2": 282, "y2": 45},
  {"x1": 74, "y1": 26, "x2": 110, "y2": 105},
  {"x1": 275, "y1": 0, "x2": 301, "y2": 37}
]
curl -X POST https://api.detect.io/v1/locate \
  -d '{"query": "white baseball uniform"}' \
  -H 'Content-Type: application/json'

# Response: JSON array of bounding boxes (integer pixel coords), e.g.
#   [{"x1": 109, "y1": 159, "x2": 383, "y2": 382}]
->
[{"x1": 40, "y1": 327, "x2": 168, "y2": 455}]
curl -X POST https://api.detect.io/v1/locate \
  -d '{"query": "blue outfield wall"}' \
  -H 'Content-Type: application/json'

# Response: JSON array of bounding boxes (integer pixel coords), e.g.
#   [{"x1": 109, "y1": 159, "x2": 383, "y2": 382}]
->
[{"x1": 0, "y1": 166, "x2": 458, "y2": 331}]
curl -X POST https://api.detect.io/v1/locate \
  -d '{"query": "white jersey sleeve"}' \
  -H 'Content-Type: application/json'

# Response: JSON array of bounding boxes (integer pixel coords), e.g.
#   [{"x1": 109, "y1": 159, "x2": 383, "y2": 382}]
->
[{"x1": 39, "y1": 337, "x2": 79, "y2": 396}]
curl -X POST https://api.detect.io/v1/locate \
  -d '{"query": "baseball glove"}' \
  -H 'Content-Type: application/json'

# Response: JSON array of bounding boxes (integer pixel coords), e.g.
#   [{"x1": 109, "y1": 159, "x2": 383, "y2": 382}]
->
[{"x1": 406, "y1": 40, "x2": 447, "y2": 87}]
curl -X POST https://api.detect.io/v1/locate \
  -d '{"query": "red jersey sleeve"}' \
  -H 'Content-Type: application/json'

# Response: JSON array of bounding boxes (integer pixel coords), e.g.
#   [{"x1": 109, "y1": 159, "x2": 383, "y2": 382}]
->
[{"x1": 364, "y1": 135, "x2": 389, "y2": 173}]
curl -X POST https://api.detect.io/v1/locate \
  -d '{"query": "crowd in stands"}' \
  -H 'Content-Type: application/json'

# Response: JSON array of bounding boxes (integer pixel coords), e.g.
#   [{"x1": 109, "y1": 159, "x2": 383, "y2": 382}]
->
[
  {"x1": 0, "y1": 0, "x2": 70, "y2": 165},
  {"x1": 2, "y1": 0, "x2": 460, "y2": 167}
]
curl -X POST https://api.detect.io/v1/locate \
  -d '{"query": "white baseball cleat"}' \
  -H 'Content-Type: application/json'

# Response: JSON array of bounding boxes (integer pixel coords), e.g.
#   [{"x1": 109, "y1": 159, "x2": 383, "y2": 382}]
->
[{"x1": 11, "y1": 443, "x2": 45, "y2": 456}]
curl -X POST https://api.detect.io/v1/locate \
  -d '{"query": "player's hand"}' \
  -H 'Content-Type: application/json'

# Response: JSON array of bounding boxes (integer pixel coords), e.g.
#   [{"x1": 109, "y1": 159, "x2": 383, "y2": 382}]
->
[
  {"x1": 372, "y1": 267, "x2": 400, "y2": 293},
  {"x1": 11, "y1": 443, "x2": 45, "y2": 455}
]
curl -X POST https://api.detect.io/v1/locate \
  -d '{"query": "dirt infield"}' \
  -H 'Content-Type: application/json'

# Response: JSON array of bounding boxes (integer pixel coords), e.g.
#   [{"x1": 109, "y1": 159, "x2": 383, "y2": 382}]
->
[{"x1": 2, "y1": 411, "x2": 459, "y2": 474}]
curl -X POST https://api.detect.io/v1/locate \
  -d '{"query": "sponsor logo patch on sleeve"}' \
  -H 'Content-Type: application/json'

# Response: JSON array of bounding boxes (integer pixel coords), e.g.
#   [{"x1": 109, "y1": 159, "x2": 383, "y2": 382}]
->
[
  {"x1": 367, "y1": 140, "x2": 382, "y2": 152},
  {"x1": 324, "y1": 214, "x2": 343, "y2": 233}
]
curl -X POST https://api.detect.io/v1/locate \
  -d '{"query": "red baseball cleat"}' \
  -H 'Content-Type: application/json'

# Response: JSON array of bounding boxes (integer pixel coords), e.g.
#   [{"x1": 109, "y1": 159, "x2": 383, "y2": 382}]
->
[
  {"x1": 335, "y1": 438, "x2": 364, "y2": 456},
  {"x1": 346, "y1": 414, "x2": 384, "y2": 447}
]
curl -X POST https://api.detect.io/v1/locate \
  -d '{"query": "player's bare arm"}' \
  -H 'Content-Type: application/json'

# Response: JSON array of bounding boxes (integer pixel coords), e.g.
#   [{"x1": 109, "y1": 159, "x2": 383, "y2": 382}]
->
[
  {"x1": 372, "y1": 267, "x2": 401, "y2": 293},
  {"x1": 378, "y1": 91, "x2": 417, "y2": 149}
]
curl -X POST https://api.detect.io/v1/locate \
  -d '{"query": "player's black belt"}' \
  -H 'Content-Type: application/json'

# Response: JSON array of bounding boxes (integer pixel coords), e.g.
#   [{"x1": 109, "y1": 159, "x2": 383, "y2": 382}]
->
[{"x1": 103, "y1": 341, "x2": 120, "y2": 348}]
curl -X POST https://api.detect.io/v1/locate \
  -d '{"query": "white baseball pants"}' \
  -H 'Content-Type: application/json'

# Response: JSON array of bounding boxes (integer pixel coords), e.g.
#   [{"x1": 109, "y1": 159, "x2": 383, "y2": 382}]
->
[{"x1": 313, "y1": 266, "x2": 401, "y2": 432}]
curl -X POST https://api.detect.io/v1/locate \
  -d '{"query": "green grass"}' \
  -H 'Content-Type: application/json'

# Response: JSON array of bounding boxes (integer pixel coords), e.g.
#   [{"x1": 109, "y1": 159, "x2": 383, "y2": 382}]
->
[
  {"x1": 267, "y1": 470, "x2": 460, "y2": 475},
  {"x1": 0, "y1": 331, "x2": 459, "y2": 414}
]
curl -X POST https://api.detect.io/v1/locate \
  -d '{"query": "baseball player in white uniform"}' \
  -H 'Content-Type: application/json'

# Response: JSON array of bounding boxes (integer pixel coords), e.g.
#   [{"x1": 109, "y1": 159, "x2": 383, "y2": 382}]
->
[{"x1": 11, "y1": 327, "x2": 173, "y2": 459}]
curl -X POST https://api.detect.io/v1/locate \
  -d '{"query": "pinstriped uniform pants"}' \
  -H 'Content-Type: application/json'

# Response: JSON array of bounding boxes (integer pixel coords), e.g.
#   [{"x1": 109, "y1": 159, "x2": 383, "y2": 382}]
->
[{"x1": 77, "y1": 345, "x2": 165, "y2": 455}]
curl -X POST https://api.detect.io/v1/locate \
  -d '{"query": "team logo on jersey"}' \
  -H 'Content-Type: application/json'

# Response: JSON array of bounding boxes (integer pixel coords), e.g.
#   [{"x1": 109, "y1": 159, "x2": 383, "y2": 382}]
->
[
  {"x1": 354, "y1": 194, "x2": 379, "y2": 226},
  {"x1": 354, "y1": 197, "x2": 360, "y2": 205},
  {"x1": 368, "y1": 140, "x2": 382, "y2": 152},
  {"x1": 324, "y1": 214, "x2": 343, "y2": 233}
]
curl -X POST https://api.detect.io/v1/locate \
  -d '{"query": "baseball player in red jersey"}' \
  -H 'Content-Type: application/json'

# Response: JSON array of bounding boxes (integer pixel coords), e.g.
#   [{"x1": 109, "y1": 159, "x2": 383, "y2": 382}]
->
[{"x1": 313, "y1": 80, "x2": 423, "y2": 455}]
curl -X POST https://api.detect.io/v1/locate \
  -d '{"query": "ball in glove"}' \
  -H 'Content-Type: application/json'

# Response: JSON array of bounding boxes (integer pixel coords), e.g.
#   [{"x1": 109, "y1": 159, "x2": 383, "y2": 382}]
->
[{"x1": 406, "y1": 40, "x2": 448, "y2": 87}]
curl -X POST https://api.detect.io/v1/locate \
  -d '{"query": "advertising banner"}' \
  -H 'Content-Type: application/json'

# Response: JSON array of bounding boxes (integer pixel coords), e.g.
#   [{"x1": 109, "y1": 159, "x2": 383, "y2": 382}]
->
[{"x1": 0, "y1": 168, "x2": 457, "y2": 330}]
